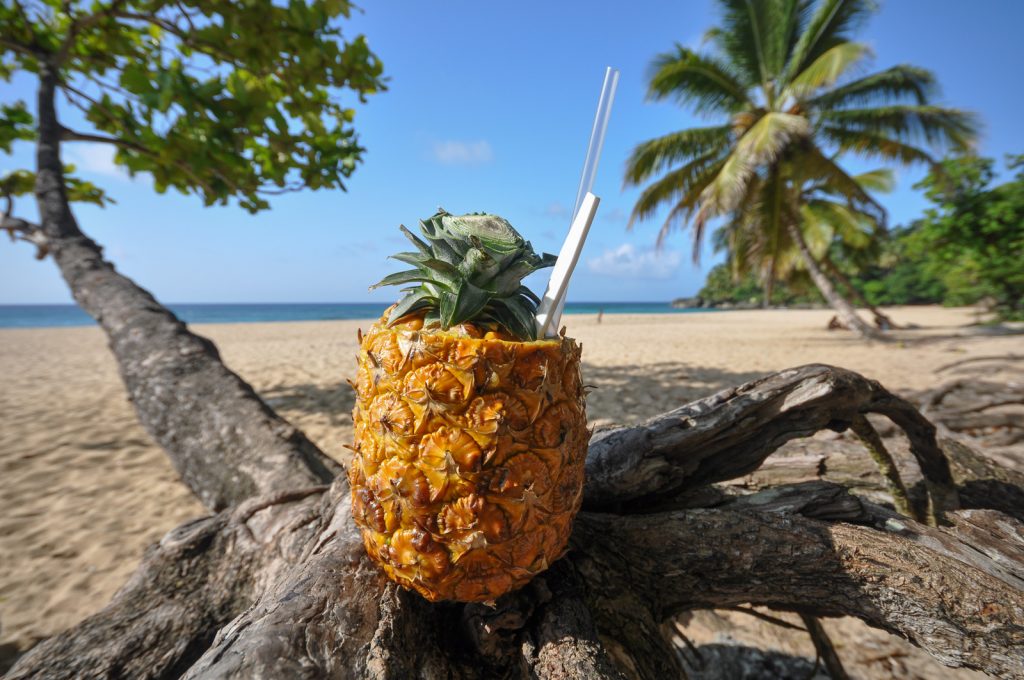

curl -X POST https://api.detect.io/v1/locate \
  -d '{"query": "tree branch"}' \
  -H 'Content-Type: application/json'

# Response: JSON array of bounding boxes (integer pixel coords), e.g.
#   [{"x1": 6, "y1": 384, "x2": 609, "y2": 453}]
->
[
  {"x1": 55, "y1": 0, "x2": 129, "y2": 65},
  {"x1": 800, "y1": 614, "x2": 850, "y2": 680},
  {"x1": 850, "y1": 413, "x2": 914, "y2": 519},
  {"x1": 8, "y1": 367, "x2": 1022, "y2": 678},
  {"x1": 573, "y1": 484, "x2": 1024, "y2": 678},
  {"x1": 520, "y1": 563, "x2": 626, "y2": 680},
  {"x1": 110, "y1": 10, "x2": 275, "y2": 78},
  {"x1": 32, "y1": 68, "x2": 342, "y2": 511},
  {"x1": 59, "y1": 123, "x2": 218, "y2": 199},
  {"x1": 178, "y1": 478, "x2": 467, "y2": 679},
  {"x1": 584, "y1": 364, "x2": 958, "y2": 522},
  {"x1": 7, "y1": 486, "x2": 329, "y2": 679},
  {"x1": 1, "y1": 207, "x2": 49, "y2": 258},
  {"x1": 0, "y1": 36, "x2": 44, "y2": 58}
]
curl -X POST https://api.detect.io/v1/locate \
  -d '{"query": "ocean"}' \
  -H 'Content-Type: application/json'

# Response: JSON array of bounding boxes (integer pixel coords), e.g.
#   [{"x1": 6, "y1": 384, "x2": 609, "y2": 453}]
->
[{"x1": 0, "y1": 302, "x2": 707, "y2": 329}]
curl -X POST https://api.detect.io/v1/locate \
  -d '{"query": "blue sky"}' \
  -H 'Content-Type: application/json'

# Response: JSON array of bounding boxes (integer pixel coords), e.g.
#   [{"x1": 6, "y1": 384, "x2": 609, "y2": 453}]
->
[{"x1": 3, "y1": 0, "x2": 1024, "y2": 304}]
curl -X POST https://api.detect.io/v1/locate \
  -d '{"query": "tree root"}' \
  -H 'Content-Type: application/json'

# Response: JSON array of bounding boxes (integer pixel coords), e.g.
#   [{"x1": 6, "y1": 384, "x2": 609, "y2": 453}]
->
[{"x1": 8, "y1": 365, "x2": 1023, "y2": 680}]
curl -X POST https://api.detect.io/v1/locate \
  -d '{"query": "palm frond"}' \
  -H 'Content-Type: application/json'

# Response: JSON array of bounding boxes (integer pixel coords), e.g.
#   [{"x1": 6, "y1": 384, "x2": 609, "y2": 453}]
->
[
  {"x1": 700, "y1": 111, "x2": 809, "y2": 216},
  {"x1": 627, "y1": 151, "x2": 728, "y2": 228},
  {"x1": 647, "y1": 45, "x2": 752, "y2": 115},
  {"x1": 819, "y1": 125, "x2": 935, "y2": 166},
  {"x1": 785, "y1": 41, "x2": 871, "y2": 100},
  {"x1": 821, "y1": 104, "x2": 978, "y2": 151},
  {"x1": 803, "y1": 199, "x2": 878, "y2": 251},
  {"x1": 792, "y1": 142, "x2": 885, "y2": 224},
  {"x1": 654, "y1": 159, "x2": 742, "y2": 255},
  {"x1": 808, "y1": 65, "x2": 936, "y2": 108},
  {"x1": 782, "y1": 0, "x2": 875, "y2": 86},
  {"x1": 705, "y1": 0, "x2": 770, "y2": 87},
  {"x1": 623, "y1": 125, "x2": 732, "y2": 186},
  {"x1": 850, "y1": 168, "x2": 894, "y2": 192},
  {"x1": 715, "y1": 186, "x2": 767, "y2": 278}
]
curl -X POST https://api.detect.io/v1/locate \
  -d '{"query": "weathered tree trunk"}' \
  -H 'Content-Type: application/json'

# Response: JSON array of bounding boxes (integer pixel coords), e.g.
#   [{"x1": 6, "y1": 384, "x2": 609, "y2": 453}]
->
[
  {"x1": 9, "y1": 365, "x2": 1024, "y2": 680},
  {"x1": 787, "y1": 223, "x2": 883, "y2": 340},
  {"x1": 31, "y1": 66, "x2": 340, "y2": 511}
]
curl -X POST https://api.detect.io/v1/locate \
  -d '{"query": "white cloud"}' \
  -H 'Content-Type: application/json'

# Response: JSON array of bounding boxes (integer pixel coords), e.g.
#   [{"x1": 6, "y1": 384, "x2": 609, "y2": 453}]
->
[
  {"x1": 432, "y1": 140, "x2": 494, "y2": 166},
  {"x1": 586, "y1": 243, "x2": 682, "y2": 280},
  {"x1": 65, "y1": 143, "x2": 128, "y2": 179},
  {"x1": 542, "y1": 201, "x2": 569, "y2": 219}
]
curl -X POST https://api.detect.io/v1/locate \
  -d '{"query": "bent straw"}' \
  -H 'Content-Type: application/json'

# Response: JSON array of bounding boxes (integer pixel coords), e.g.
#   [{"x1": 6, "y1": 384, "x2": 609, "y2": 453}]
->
[{"x1": 536, "y1": 66, "x2": 620, "y2": 337}]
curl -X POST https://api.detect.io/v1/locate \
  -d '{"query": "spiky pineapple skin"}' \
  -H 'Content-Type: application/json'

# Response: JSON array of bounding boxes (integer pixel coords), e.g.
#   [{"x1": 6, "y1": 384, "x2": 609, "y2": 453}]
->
[{"x1": 350, "y1": 314, "x2": 587, "y2": 602}]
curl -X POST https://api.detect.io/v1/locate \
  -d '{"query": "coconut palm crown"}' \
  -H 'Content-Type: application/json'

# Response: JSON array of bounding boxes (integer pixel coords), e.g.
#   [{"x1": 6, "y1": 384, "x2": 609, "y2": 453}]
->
[
  {"x1": 371, "y1": 210, "x2": 556, "y2": 340},
  {"x1": 625, "y1": 0, "x2": 978, "y2": 336}
]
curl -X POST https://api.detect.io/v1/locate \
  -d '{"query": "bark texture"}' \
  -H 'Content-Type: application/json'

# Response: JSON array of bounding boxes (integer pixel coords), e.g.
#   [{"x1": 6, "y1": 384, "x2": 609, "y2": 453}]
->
[
  {"x1": 787, "y1": 222, "x2": 883, "y2": 340},
  {"x1": 924, "y1": 355, "x2": 1024, "y2": 452},
  {"x1": 823, "y1": 255, "x2": 900, "y2": 330},
  {"x1": 9, "y1": 365, "x2": 1023, "y2": 680},
  {"x1": 31, "y1": 66, "x2": 340, "y2": 511}
]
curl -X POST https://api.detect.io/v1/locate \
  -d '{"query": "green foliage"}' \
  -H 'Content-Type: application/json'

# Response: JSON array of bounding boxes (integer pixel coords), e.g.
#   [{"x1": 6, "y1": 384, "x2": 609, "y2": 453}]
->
[
  {"x1": 626, "y1": 0, "x2": 976, "y2": 304},
  {"x1": 840, "y1": 225, "x2": 945, "y2": 306},
  {"x1": 699, "y1": 153, "x2": 1024, "y2": 319},
  {"x1": 911, "y1": 155, "x2": 1024, "y2": 318},
  {"x1": 0, "y1": 102, "x2": 34, "y2": 152},
  {"x1": 1, "y1": 167, "x2": 114, "y2": 207},
  {"x1": 0, "y1": 0, "x2": 386, "y2": 212},
  {"x1": 696, "y1": 262, "x2": 823, "y2": 307},
  {"x1": 371, "y1": 212, "x2": 557, "y2": 340},
  {"x1": 792, "y1": 154, "x2": 1024, "y2": 319}
]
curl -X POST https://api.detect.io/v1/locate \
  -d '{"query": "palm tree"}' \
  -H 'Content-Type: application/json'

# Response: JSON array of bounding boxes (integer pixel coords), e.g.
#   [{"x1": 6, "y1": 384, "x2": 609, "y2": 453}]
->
[
  {"x1": 716, "y1": 166, "x2": 893, "y2": 315},
  {"x1": 625, "y1": 0, "x2": 977, "y2": 339}
]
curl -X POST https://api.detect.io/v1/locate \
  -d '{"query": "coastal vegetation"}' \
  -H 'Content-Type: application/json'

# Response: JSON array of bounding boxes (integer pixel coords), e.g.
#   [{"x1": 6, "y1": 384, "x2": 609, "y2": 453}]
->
[
  {"x1": 690, "y1": 153, "x2": 1024, "y2": 321},
  {"x1": 625, "y1": 0, "x2": 976, "y2": 338}
]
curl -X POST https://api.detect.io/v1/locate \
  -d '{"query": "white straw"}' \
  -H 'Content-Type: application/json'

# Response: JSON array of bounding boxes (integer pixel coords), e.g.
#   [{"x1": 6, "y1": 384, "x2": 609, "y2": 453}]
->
[
  {"x1": 539, "y1": 66, "x2": 620, "y2": 336},
  {"x1": 535, "y1": 192, "x2": 600, "y2": 338},
  {"x1": 572, "y1": 67, "x2": 620, "y2": 221}
]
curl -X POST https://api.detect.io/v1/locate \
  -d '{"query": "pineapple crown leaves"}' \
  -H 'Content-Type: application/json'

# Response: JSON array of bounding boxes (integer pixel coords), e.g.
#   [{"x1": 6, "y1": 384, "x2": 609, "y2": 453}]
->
[{"x1": 370, "y1": 209, "x2": 557, "y2": 339}]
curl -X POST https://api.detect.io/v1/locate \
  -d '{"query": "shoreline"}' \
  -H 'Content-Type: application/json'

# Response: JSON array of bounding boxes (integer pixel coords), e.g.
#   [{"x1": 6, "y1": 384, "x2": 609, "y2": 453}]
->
[
  {"x1": 0, "y1": 301, "x2": 801, "y2": 330},
  {"x1": 0, "y1": 301, "x2": 985, "y2": 331}
]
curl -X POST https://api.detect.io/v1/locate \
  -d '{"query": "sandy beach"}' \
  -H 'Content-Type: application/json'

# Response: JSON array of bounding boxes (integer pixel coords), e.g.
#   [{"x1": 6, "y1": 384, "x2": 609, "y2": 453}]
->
[{"x1": 1, "y1": 305, "x2": 1021, "y2": 664}]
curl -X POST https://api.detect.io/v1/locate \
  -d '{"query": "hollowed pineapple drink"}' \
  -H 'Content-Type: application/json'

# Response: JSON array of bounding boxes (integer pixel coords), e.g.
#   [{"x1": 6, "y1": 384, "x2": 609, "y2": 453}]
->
[{"x1": 350, "y1": 210, "x2": 587, "y2": 602}]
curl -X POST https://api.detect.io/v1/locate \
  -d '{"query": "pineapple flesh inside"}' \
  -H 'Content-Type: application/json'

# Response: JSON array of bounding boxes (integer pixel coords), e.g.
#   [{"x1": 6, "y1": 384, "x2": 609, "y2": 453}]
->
[{"x1": 351, "y1": 315, "x2": 587, "y2": 602}]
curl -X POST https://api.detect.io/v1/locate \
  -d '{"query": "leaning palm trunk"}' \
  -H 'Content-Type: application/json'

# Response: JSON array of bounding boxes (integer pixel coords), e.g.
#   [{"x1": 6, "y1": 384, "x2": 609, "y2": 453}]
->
[
  {"x1": 31, "y1": 68, "x2": 340, "y2": 511},
  {"x1": 822, "y1": 257, "x2": 901, "y2": 330},
  {"x1": 787, "y1": 222, "x2": 882, "y2": 340},
  {"x1": 762, "y1": 275, "x2": 775, "y2": 309}
]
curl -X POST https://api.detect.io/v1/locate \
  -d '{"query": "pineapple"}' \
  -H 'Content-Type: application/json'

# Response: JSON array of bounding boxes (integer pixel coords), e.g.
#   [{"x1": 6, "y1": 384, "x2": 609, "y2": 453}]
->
[{"x1": 349, "y1": 209, "x2": 588, "y2": 602}]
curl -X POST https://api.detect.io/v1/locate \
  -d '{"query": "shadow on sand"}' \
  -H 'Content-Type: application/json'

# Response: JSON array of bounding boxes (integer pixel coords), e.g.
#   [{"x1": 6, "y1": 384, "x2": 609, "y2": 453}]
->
[{"x1": 581, "y1": 361, "x2": 764, "y2": 426}]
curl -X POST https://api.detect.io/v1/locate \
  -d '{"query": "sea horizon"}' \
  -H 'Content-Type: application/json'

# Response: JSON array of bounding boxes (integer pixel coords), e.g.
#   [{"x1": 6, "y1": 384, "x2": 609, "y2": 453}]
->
[{"x1": 0, "y1": 301, "x2": 711, "y2": 329}]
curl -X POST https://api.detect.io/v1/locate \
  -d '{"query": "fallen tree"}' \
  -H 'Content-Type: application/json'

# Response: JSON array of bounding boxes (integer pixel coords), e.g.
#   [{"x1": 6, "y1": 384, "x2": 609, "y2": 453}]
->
[{"x1": 8, "y1": 364, "x2": 1024, "y2": 679}]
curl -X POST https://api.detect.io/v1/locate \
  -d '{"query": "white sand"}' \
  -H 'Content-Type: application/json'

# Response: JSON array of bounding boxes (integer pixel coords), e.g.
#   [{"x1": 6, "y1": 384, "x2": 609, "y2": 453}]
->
[{"x1": 1, "y1": 305, "x2": 1020, "y2": 654}]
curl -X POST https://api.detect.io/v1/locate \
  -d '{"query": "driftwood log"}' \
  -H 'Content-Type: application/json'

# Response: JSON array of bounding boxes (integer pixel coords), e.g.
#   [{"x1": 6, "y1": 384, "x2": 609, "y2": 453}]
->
[
  {"x1": 923, "y1": 354, "x2": 1024, "y2": 453},
  {"x1": 6, "y1": 364, "x2": 1024, "y2": 679}
]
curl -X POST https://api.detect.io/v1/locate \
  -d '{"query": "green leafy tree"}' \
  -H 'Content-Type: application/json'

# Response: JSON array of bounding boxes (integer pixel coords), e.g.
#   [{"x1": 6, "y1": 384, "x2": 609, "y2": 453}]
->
[
  {"x1": 844, "y1": 223, "x2": 946, "y2": 307},
  {"x1": 625, "y1": 0, "x2": 976, "y2": 338},
  {"x1": 911, "y1": 155, "x2": 1024, "y2": 319},
  {"x1": 696, "y1": 261, "x2": 824, "y2": 307},
  {"x1": 0, "y1": 1, "x2": 385, "y2": 506}
]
